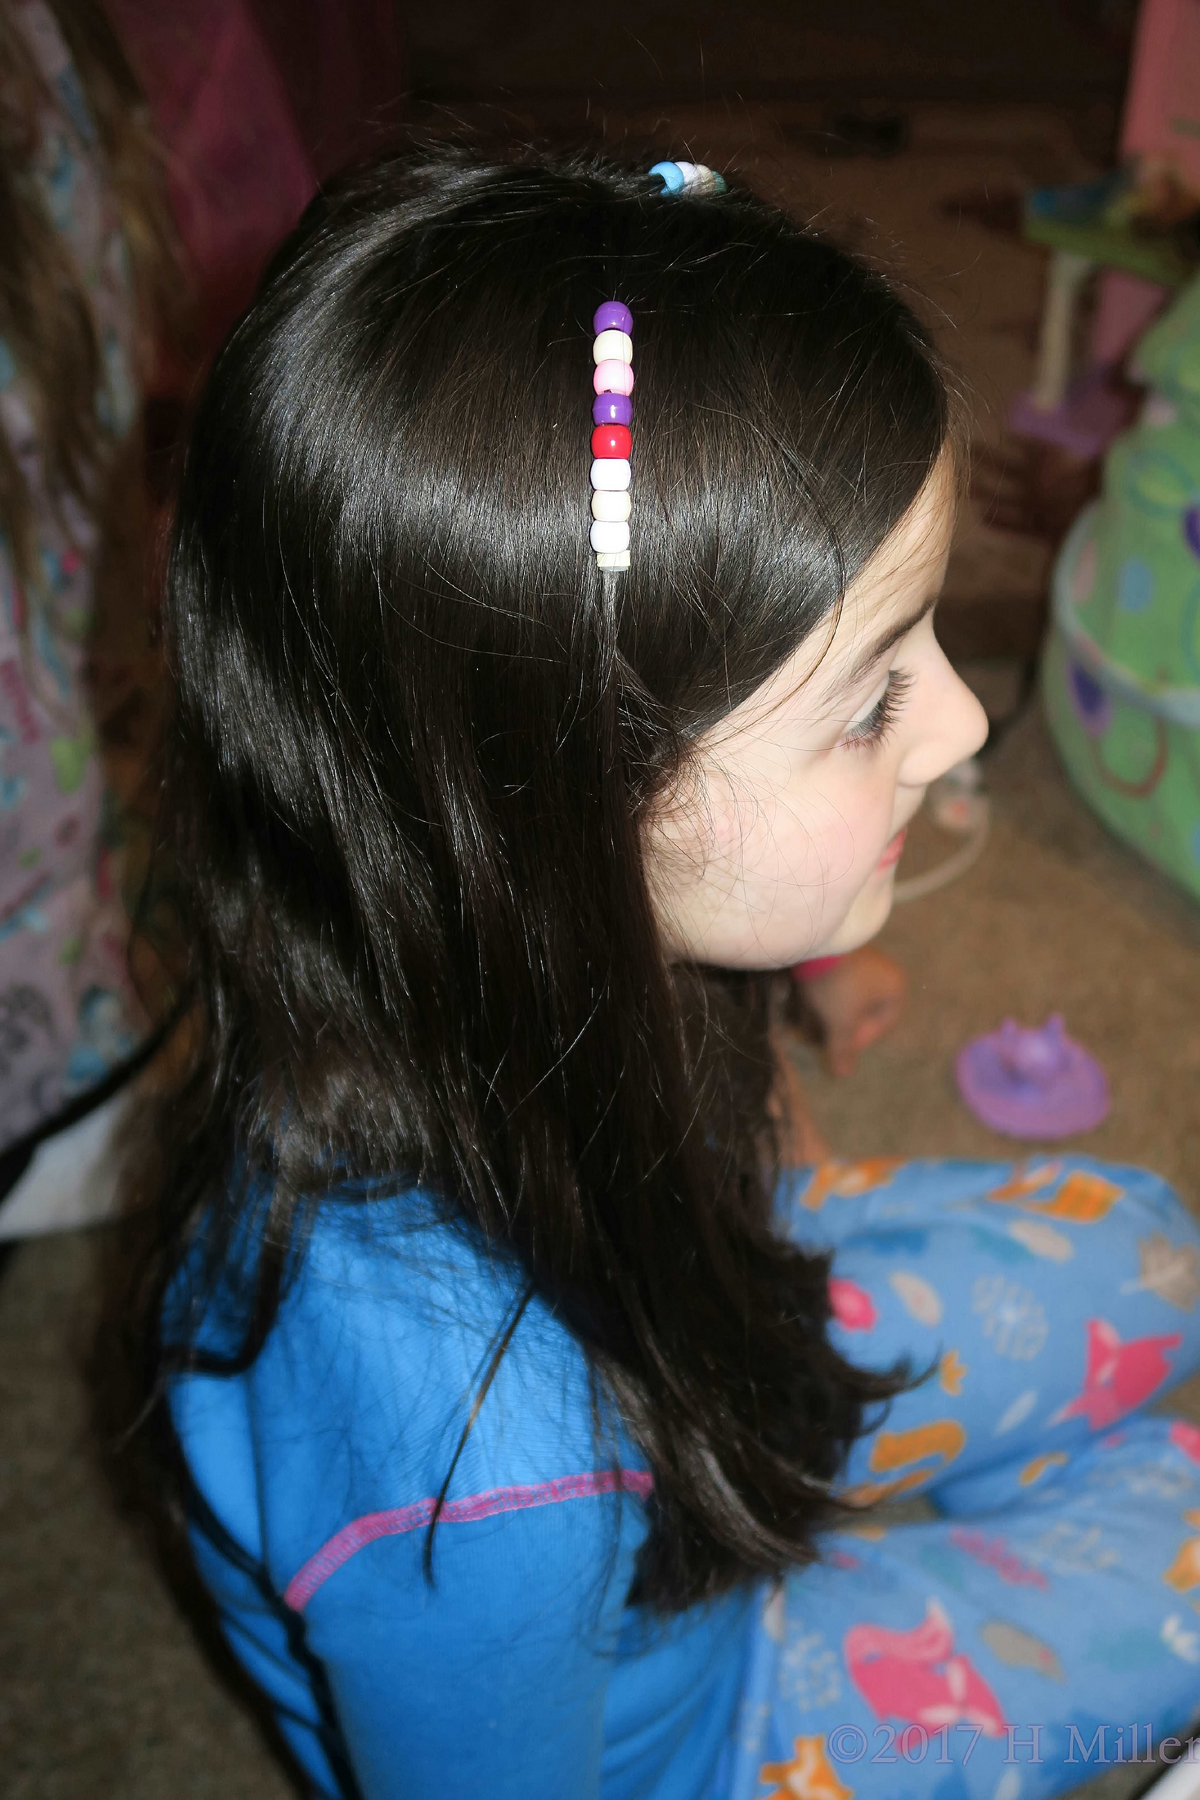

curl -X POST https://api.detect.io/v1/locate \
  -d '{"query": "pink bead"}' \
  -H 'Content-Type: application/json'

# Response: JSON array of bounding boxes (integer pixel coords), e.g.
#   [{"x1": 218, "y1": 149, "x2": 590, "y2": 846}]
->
[{"x1": 593, "y1": 359, "x2": 634, "y2": 398}]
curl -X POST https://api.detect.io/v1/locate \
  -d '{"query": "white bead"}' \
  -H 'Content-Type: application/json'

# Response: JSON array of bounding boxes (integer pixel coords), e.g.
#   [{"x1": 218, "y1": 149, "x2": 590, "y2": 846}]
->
[
  {"x1": 674, "y1": 161, "x2": 698, "y2": 187},
  {"x1": 590, "y1": 519, "x2": 630, "y2": 554},
  {"x1": 691, "y1": 164, "x2": 717, "y2": 193},
  {"x1": 591, "y1": 488, "x2": 631, "y2": 522},
  {"x1": 590, "y1": 457, "x2": 630, "y2": 491},
  {"x1": 592, "y1": 329, "x2": 633, "y2": 366},
  {"x1": 596, "y1": 550, "x2": 631, "y2": 569}
]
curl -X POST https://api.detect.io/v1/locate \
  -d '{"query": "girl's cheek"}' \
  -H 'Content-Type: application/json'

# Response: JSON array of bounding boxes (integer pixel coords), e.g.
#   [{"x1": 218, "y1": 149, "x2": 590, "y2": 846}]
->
[{"x1": 818, "y1": 765, "x2": 897, "y2": 866}]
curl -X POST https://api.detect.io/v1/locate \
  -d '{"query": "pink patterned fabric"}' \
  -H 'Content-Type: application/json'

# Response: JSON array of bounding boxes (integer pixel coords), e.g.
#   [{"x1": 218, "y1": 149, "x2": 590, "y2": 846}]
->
[
  {"x1": 0, "y1": 4, "x2": 144, "y2": 1153},
  {"x1": 102, "y1": 0, "x2": 404, "y2": 350},
  {"x1": 284, "y1": 1469, "x2": 654, "y2": 1613},
  {"x1": 102, "y1": 0, "x2": 316, "y2": 345},
  {"x1": 1121, "y1": 0, "x2": 1200, "y2": 193}
]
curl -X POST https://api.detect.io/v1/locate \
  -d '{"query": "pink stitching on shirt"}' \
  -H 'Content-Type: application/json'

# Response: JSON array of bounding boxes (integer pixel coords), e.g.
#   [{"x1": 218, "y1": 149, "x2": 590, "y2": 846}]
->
[{"x1": 283, "y1": 1468, "x2": 654, "y2": 1612}]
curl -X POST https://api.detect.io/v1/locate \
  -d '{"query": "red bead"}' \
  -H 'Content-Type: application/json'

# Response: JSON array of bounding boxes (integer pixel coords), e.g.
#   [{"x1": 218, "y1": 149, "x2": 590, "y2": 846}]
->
[{"x1": 591, "y1": 423, "x2": 632, "y2": 460}]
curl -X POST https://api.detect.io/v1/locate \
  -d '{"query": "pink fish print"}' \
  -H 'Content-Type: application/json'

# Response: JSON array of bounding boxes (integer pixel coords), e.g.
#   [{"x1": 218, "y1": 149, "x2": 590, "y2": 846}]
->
[
  {"x1": 948, "y1": 1528, "x2": 1048, "y2": 1591},
  {"x1": 844, "y1": 1599, "x2": 1007, "y2": 1734},
  {"x1": 829, "y1": 1278, "x2": 877, "y2": 1332},
  {"x1": 1051, "y1": 1318, "x2": 1183, "y2": 1430},
  {"x1": 1170, "y1": 1421, "x2": 1200, "y2": 1466}
]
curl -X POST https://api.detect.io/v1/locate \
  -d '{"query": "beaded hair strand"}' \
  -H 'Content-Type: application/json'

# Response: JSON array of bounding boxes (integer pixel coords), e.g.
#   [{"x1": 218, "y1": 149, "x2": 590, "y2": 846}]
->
[
  {"x1": 589, "y1": 300, "x2": 633, "y2": 571},
  {"x1": 587, "y1": 161, "x2": 727, "y2": 573}
]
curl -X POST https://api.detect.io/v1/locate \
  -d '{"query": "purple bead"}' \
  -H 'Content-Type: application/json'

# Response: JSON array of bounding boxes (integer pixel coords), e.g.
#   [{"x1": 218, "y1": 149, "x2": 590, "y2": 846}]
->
[
  {"x1": 593, "y1": 392, "x2": 633, "y2": 427},
  {"x1": 593, "y1": 300, "x2": 633, "y2": 337}
]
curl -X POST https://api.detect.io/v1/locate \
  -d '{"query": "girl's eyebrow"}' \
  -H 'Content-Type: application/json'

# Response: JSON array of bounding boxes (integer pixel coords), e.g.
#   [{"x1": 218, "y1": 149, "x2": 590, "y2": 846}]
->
[{"x1": 832, "y1": 589, "x2": 940, "y2": 696}]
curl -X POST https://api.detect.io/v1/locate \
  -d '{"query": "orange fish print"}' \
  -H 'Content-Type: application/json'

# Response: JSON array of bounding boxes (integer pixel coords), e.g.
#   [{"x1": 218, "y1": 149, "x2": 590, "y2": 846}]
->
[
  {"x1": 1018, "y1": 1452, "x2": 1069, "y2": 1487},
  {"x1": 1026, "y1": 1172, "x2": 1124, "y2": 1223},
  {"x1": 845, "y1": 1418, "x2": 967, "y2": 1506},
  {"x1": 760, "y1": 1735, "x2": 855, "y2": 1800},
  {"x1": 985, "y1": 1166, "x2": 1122, "y2": 1223},
  {"x1": 801, "y1": 1159, "x2": 903, "y2": 1211},
  {"x1": 1163, "y1": 1510, "x2": 1200, "y2": 1594},
  {"x1": 986, "y1": 1163, "x2": 1064, "y2": 1204}
]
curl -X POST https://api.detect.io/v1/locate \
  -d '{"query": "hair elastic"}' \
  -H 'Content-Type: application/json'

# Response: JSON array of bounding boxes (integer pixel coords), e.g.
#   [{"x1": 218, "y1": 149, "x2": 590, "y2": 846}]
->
[{"x1": 648, "y1": 160, "x2": 726, "y2": 195}]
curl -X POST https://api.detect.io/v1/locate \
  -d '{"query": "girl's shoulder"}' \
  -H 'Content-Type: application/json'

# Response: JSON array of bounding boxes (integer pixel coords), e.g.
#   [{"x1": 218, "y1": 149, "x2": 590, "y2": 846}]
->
[
  {"x1": 240, "y1": 1180, "x2": 608, "y2": 1490},
  {"x1": 294, "y1": 1181, "x2": 538, "y2": 1355},
  {"x1": 170, "y1": 1179, "x2": 651, "y2": 1668}
]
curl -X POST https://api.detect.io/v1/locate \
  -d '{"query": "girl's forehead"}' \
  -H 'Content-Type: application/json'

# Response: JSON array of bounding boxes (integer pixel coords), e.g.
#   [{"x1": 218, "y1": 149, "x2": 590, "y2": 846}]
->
[
  {"x1": 855, "y1": 453, "x2": 958, "y2": 602},
  {"x1": 823, "y1": 458, "x2": 956, "y2": 675},
  {"x1": 719, "y1": 456, "x2": 957, "y2": 736}
]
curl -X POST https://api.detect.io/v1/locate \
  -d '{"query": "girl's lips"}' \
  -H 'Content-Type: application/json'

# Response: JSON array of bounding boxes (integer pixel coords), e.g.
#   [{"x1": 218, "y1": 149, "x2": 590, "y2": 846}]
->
[{"x1": 877, "y1": 826, "x2": 907, "y2": 871}]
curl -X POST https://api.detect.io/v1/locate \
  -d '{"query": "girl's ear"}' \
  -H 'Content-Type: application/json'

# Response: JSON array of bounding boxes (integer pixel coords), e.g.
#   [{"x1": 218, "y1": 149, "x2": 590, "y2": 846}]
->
[{"x1": 642, "y1": 752, "x2": 726, "y2": 960}]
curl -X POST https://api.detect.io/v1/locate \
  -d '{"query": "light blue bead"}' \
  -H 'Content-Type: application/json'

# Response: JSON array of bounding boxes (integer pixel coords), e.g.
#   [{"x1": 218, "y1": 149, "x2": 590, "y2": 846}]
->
[
  {"x1": 712, "y1": 172, "x2": 727, "y2": 192},
  {"x1": 649, "y1": 161, "x2": 685, "y2": 193}
]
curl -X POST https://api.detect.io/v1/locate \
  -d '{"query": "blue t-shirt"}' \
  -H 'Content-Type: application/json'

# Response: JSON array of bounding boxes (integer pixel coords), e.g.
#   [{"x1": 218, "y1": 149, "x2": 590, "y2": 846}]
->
[{"x1": 169, "y1": 1187, "x2": 756, "y2": 1798}]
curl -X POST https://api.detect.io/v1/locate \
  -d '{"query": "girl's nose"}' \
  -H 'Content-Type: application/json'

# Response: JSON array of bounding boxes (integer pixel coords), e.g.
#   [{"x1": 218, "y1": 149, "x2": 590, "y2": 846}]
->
[{"x1": 899, "y1": 653, "x2": 989, "y2": 789}]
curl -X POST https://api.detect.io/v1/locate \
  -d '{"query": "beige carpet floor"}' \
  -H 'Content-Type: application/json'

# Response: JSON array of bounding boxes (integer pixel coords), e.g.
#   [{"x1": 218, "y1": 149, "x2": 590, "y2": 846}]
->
[{"x1": 4, "y1": 97, "x2": 1200, "y2": 1800}]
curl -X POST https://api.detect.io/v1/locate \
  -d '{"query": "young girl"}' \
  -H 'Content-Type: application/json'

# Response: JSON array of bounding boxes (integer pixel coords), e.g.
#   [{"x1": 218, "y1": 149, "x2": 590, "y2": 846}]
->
[{"x1": 116, "y1": 147, "x2": 1200, "y2": 1800}]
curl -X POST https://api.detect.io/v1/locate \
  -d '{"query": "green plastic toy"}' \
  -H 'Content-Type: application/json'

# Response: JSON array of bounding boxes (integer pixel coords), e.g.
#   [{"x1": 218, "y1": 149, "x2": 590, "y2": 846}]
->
[{"x1": 1043, "y1": 270, "x2": 1200, "y2": 901}]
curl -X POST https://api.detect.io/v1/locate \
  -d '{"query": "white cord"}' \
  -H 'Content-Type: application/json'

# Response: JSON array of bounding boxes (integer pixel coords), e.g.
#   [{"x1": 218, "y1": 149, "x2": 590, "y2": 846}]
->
[{"x1": 892, "y1": 797, "x2": 992, "y2": 903}]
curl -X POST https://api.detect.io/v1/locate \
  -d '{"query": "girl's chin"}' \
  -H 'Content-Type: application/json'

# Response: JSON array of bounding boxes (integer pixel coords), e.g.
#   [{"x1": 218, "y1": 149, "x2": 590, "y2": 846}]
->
[{"x1": 808, "y1": 876, "x2": 897, "y2": 960}]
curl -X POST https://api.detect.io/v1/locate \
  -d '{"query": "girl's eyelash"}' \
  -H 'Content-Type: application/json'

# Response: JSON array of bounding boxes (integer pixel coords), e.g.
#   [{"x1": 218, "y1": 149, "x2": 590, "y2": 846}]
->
[{"x1": 842, "y1": 669, "x2": 915, "y2": 749}]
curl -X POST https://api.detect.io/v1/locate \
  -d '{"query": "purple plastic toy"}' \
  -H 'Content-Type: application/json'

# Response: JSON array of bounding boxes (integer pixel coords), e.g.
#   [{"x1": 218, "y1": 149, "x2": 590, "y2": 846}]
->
[{"x1": 956, "y1": 1015, "x2": 1110, "y2": 1139}]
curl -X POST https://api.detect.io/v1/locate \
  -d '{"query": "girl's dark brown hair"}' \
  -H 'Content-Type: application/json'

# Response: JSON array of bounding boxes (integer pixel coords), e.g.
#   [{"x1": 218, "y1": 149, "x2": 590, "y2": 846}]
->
[{"x1": 113, "y1": 145, "x2": 947, "y2": 1610}]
